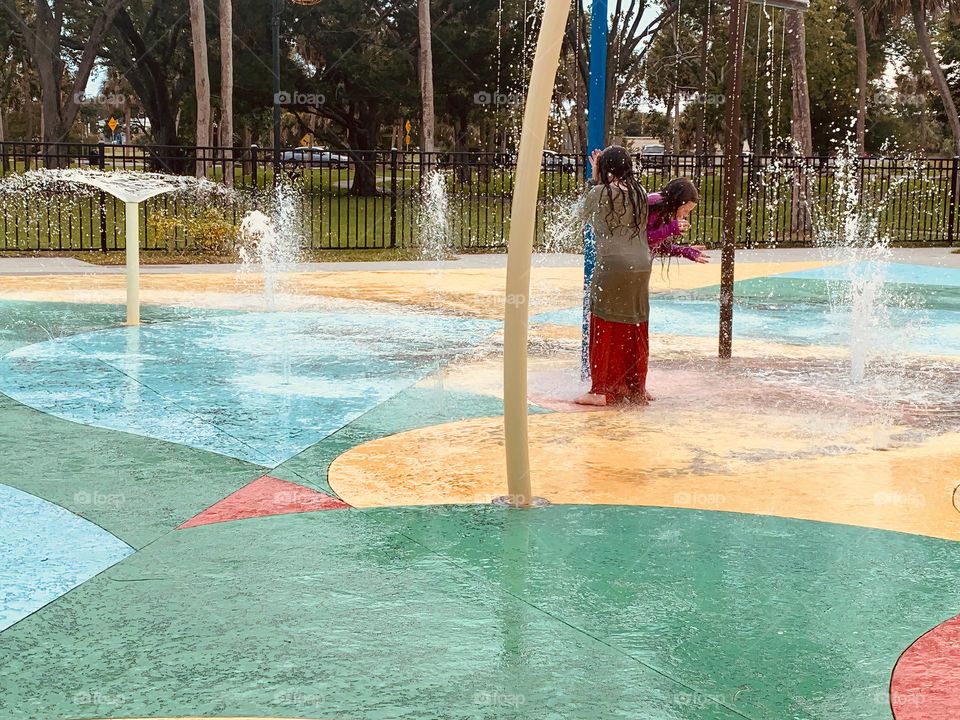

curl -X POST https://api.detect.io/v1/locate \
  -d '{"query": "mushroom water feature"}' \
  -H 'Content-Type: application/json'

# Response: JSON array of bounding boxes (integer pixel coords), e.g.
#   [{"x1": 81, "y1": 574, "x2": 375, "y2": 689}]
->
[{"x1": 1, "y1": 169, "x2": 229, "y2": 326}]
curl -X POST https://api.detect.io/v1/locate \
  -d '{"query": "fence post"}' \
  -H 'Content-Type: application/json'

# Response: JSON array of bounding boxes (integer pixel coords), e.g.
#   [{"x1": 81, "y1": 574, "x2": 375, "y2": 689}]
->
[
  {"x1": 98, "y1": 142, "x2": 108, "y2": 252},
  {"x1": 948, "y1": 156, "x2": 959, "y2": 246},
  {"x1": 250, "y1": 145, "x2": 259, "y2": 191},
  {"x1": 389, "y1": 148, "x2": 398, "y2": 248},
  {"x1": 742, "y1": 151, "x2": 755, "y2": 249}
]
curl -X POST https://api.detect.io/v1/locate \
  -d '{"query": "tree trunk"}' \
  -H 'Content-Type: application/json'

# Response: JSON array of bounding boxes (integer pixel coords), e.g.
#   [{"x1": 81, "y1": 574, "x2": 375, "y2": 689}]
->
[
  {"x1": 348, "y1": 115, "x2": 382, "y2": 196},
  {"x1": 418, "y1": 0, "x2": 436, "y2": 159},
  {"x1": 848, "y1": 0, "x2": 868, "y2": 154},
  {"x1": 786, "y1": 10, "x2": 813, "y2": 233},
  {"x1": 911, "y1": 0, "x2": 960, "y2": 156},
  {"x1": 189, "y1": 0, "x2": 212, "y2": 178},
  {"x1": 219, "y1": 0, "x2": 234, "y2": 187},
  {"x1": 786, "y1": 11, "x2": 813, "y2": 156},
  {"x1": 4, "y1": 0, "x2": 125, "y2": 165}
]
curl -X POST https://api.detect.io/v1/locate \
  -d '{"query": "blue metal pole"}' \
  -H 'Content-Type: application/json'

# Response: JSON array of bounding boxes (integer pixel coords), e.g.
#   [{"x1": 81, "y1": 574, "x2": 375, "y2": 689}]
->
[{"x1": 582, "y1": 0, "x2": 608, "y2": 378}]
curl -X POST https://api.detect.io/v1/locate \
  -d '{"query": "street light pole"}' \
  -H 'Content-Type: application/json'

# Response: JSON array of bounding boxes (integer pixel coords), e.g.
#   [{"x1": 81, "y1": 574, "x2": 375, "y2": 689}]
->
[{"x1": 272, "y1": 0, "x2": 282, "y2": 174}]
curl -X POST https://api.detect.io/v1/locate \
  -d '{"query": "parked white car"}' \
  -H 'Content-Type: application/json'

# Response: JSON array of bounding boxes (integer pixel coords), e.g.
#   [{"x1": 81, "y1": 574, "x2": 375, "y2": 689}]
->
[
  {"x1": 542, "y1": 150, "x2": 578, "y2": 172},
  {"x1": 639, "y1": 144, "x2": 666, "y2": 168},
  {"x1": 281, "y1": 147, "x2": 350, "y2": 168}
]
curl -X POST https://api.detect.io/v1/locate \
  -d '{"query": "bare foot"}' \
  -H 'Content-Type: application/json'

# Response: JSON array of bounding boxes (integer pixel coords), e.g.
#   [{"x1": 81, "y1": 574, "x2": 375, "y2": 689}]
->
[
  {"x1": 645, "y1": 391, "x2": 656, "y2": 402},
  {"x1": 574, "y1": 392, "x2": 608, "y2": 407}
]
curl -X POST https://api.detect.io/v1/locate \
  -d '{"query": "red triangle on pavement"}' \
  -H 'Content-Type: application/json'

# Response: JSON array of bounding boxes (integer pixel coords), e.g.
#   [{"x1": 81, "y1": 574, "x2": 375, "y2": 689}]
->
[{"x1": 178, "y1": 475, "x2": 349, "y2": 529}]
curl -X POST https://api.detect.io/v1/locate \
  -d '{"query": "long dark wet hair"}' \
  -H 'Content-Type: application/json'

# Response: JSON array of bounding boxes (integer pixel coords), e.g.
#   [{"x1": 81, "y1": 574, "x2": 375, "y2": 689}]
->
[
  {"x1": 650, "y1": 178, "x2": 699, "y2": 228},
  {"x1": 596, "y1": 145, "x2": 648, "y2": 237}
]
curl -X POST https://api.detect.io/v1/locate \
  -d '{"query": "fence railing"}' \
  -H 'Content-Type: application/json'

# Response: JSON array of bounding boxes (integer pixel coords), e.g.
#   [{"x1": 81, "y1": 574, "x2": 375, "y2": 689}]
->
[{"x1": 0, "y1": 141, "x2": 956, "y2": 252}]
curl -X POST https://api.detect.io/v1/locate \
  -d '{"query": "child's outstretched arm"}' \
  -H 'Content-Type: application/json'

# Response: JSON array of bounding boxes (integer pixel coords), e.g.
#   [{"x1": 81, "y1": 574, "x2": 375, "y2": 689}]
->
[{"x1": 653, "y1": 241, "x2": 709, "y2": 263}]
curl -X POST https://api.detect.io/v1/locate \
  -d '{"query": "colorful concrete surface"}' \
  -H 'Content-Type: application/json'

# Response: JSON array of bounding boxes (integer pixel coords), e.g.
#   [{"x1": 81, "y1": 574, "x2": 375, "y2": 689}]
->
[
  {"x1": 0, "y1": 310, "x2": 496, "y2": 465},
  {"x1": 0, "y1": 260, "x2": 831, "y2": 317},
  {"x1": 2, "y1": 506, "x2": 960, "y2": 719},
  {"x1": 1, "y1": 255, "x2": 959, "y2": 719},
  {"x1": 535, "y1": 261, "x2": 960, "y2": 355},
  {"x1": 328, "y1": 409, "x2": 960, "y2": 540},
  {"x1": 178, "y1": 475, "x2": 348, "y2": 529},
  {"x1": 891, "y1": 612, "x2": 960, "y2": 719},
  {"x1": 0, "y1": 483, "x2": 132, "y2": 631}
]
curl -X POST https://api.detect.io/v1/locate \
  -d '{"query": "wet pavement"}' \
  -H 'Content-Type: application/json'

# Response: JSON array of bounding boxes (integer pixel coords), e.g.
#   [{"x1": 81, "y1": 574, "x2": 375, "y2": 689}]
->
[{"x1": 0, "y1": 254, "x2": 958, "y2": 719}]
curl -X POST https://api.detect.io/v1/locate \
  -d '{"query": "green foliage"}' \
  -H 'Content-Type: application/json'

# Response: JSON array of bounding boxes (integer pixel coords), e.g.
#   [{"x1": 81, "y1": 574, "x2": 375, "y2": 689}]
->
[{"x1": 148, "y1": 207, "x2": 240, "y2": 257}]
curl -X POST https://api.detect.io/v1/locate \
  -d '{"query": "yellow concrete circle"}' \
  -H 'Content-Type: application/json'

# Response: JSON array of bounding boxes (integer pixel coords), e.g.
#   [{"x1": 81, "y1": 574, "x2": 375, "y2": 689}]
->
[{"x1": 329, "y1": 410, "x2": 960, "y2": 541}]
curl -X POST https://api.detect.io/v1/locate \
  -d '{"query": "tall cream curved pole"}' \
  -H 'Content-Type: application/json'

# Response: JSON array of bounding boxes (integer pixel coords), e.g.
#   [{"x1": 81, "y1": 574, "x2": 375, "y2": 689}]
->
[{"x1": 502, "y1": 0, "x2": 571, "y2": 508}]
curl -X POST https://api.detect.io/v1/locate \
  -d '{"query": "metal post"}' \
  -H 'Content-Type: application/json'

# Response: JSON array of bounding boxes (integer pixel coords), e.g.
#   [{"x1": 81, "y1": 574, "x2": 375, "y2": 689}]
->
[
  {"x1": 719, "y1": 0, "x2": 747, "y2": 359},
  {"x1": 501, "y1": 0, "x2": 570, "y2": 509},
  {"x1": 948, "y1": 156, "x2": 959, "y2": 246},
  {"x1": 390, "y1": 148, "x2": 399, "y2": 248},
  {"x1": 125, "y1": 202, "x2": 140, "y2": 326},
  {"x1": 98, "y1": 142, "x2": 107, "y2": 252},
  {"x1": 743, "y1": 151, "x2": 755, "y2": 248},
  {"x1": 272, "y1": 0, "x2": 282, "y2": 177},
  {"x1": 582, "y1": 0, "x2": 609, "y2": 377}
]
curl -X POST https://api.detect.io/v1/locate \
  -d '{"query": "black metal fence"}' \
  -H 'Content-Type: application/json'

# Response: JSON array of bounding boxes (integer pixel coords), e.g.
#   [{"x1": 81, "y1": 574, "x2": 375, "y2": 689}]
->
[{"x1": 0, "y1": 141, "x2": 956, "y2": 252}]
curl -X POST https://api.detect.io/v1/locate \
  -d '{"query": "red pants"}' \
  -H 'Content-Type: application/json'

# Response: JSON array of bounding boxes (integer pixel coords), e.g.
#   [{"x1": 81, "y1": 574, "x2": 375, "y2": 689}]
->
[{"x1": 589, "y1": 314, "x2": 649, "y2": 404}]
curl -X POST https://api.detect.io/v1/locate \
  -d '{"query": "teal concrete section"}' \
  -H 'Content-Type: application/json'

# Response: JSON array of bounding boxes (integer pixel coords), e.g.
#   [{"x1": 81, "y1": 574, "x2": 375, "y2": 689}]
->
[
  {"x1": 0, "y1": 484, "x2": 132, "y2": 631},
  {"x1": 0, "y1": 299, "x2": 236, "y2": 355},
  {"x1": 2, "y1": 505, "x2": 958, "y2": 719},
  {"x1": 273, "y1": 385, "x2": 546, "y2": 496},
  {"x1": 0, "y1": 311, "x2": 498, "y2": 465}
]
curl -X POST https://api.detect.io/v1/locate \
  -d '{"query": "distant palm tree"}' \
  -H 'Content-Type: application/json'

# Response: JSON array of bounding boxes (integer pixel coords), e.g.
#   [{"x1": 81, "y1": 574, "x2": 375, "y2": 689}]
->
[
  {"x1": 847, "y1": 0, "x2": 869, "y2": 153},
  {"x1": 418, "y1": 0, "x2": 436, "y2": 156},
  {"x1": 219, "y1": 0, "x2": 234, "y2": 187},
  {"x1": 866, "y1": 0, "x2": 960, "y2": 155},
  {"x1": 189, "y1": 0, "x2": 212, "y2": 177}
]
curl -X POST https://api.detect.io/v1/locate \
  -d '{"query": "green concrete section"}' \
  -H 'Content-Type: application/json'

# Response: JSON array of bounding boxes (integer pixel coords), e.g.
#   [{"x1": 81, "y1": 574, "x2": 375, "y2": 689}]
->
[
  {"x1": 274, "y1": 386, "x2": 546, "y2": 497},
  {"x1": 0, "y1": 393, "x2": 267, "y2": 548},
  {"x1": 0, "y1": 297, "x2": 264, "y2": 548},
  {"x1": 2, "y1": 505, "x2": 958, "y2": 719}
]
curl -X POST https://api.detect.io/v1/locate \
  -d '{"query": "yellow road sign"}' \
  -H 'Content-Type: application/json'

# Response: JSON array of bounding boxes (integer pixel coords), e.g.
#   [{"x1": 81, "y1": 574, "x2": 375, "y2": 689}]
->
[
  {"x1": 405, "y1": 120, "x2": 412, "y2": 133},
  {"x1": 405, "y1": 134, "x2": 412, "y2": 147},
  {"x1": 107, "y1": 117, "x2": 118, "y2": 132}
]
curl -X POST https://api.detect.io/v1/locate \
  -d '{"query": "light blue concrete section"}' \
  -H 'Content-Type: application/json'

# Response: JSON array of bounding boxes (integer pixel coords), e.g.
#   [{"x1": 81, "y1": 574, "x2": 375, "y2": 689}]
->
[
  {"x1": 778, "y1": 261, "x2": 960, "y2": 287},
  {"x1": 0, "y1": 311, "x2": 497, "y2": 466},
  {"x1": 0, "y1": 484, "x2": 132, "y2": 631},
  {"x1": 533, "y1": 263, "x2": 960, "y2": 355}
]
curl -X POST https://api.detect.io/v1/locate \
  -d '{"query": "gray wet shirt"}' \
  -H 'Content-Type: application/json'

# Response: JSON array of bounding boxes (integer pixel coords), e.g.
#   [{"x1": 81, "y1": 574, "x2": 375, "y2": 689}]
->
[{"x1": 580, "y1": 184, "x2": 651, "y2": 324}]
